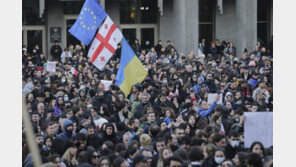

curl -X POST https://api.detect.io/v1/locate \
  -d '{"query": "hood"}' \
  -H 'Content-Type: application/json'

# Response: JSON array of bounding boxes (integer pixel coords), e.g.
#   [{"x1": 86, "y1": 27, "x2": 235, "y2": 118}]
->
[
  {"x1": 63, "y1": 119, "x2": 73, "y2": 132},
  {"x1": 198, "y1": 76, "x2": 205, "y2": 83},
  {"x1": 225, "y1": 92, "x2": 233, "y2": 101}
]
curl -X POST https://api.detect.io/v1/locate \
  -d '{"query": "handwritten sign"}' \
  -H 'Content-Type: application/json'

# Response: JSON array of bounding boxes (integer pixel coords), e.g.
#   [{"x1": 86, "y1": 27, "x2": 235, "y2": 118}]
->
[
  {"x1": 244, "y1": 112, "x2": 273, "y2": 148},
  {"x1": 101, "y1": 80, "x2": 113, "y2": 91},
  {"x1": 46, "y1": 61, "x2": 56, "y2": 73},
  {"x1": 208, "y1": 93, "x2": 222, "y2": 104}
]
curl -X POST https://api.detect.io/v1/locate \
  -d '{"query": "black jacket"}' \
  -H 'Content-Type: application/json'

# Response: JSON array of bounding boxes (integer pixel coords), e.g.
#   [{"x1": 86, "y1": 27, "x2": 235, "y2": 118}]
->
[
  {"x1": 50, "y1": 45, "x2": 62, "y2": 60},
  {"x1": 205, "y1": 79, "x2": 218, "y2": 93},
  {"x1": 224, "y1": 143, "x2": 245, "y2": 159}
]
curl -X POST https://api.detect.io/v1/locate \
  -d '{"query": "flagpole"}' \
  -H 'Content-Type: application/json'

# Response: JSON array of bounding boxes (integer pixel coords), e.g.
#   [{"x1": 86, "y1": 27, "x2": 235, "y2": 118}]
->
[{"x1": 22, "y1": 95, "x2": 42, "y2": 166}]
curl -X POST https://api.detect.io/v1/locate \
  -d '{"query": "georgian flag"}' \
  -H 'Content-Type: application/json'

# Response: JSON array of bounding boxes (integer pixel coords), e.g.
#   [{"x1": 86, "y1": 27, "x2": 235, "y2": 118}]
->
[
  {"x1": 87, "y1": 16, "x2": 123, "y2": 70},
  {"x1": 70, "y1": 67, "x2": 78, "y2": 76}
]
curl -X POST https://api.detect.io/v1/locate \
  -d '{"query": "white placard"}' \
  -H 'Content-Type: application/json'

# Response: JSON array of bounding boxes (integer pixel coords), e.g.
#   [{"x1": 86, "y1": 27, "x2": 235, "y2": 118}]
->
[
  {"x1": 46, "y1": 61, "x2": 56, "y2": 73},
  {"x1": 208, "y1": 93, "x2": 222, "y2": 104},
  {"x1": 244, "y1": 112, "x2": 273, "y2": 148},
  {"x1": 101, "y1": 80, "x2": 113, "y2": 91}
]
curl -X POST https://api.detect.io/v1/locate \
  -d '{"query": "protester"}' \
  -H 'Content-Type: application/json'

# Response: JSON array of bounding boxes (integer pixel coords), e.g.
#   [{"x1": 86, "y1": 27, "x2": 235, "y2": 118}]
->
[{"x1": 22, "y1": 35, "x2": 273, "y2": 167}]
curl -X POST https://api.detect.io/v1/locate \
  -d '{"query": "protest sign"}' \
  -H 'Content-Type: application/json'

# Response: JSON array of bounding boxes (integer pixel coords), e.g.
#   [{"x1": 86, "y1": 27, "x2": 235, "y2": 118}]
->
[
  {"x1": 101, "y1": 80, "x2": 113, "y2": 91},
  {"x1": 208, "y1": 93, "x2": 222, "y2": 104},
  {"x1": 46, "y1": 61, "x2": 56, "y2": 73},
  {"x1": 244, "y1": 112, "x2": 273, "y2": 148}
]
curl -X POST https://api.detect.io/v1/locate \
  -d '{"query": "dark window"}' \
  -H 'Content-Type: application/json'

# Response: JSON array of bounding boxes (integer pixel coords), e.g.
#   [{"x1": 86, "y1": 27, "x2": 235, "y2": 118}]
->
[
  {"x1": 141, "y1": 28, "x2": 154, "y2": 50},
  {"x1": 22, "y1": 0, "x2": 44, "y2": 25},
  {"x1": 199, "y1": 0, "x2": 214, "y2": 22},
  {"x1": 199, "y1": 24, "x2": 213, "y2": 43},
  {"x1": 139, "y1": 0, "x2": 157, "y2": 23},
  {"x1": 199, "y1": 0, "x2": 215, "y2": 42},
  {"x1": 120, "y1": 0, "x2": 137, "y2": 24},
  {"x1": 122, "y1": 29, "x2": 137, "y2": 45},
  {"x1": 257, "y1": 0, "x2": 269, "y2": 21},
  {"x1": 257, "y1": 0, "x2": 272, "y2": 47},
  {"x1": 63, "y1": 1, "x2": 85, "y2": 14},
  {"x1": 120, "y1": 0, "x2": 157, "y2": 24},
  {"x1": 27, "y1": 30, "x2": 42, "y2": 52},
  {"x1": 66, "y1": 19, "x2": 81, "y2": 47}
]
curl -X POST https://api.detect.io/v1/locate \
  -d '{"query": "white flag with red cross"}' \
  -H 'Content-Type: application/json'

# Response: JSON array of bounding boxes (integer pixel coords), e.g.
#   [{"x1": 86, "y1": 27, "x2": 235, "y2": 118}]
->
[
  {"x1": 70, "y1": 67, "x2": 78, "y2": 76},
  {"x1": 87, "y1": 16, "x2": 123, "y2": 70}
]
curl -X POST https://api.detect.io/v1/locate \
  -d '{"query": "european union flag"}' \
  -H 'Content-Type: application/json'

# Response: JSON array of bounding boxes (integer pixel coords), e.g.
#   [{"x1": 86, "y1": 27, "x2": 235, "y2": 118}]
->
[{"x1": 69, "y1": 0, "x2": 107, "y2": 45}]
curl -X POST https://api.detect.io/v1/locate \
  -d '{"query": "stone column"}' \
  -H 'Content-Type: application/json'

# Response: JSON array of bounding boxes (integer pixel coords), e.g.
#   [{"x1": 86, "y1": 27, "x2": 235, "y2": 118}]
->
[
  {"x1": 216, "y1": 0, "x2": 257, "y2": 57},
  {"x1": 236, "y1": 0, "x2": 257, "y2": 56},
  {"x1": 159, "y1": 0, "x2": 199, "y2": 56}
]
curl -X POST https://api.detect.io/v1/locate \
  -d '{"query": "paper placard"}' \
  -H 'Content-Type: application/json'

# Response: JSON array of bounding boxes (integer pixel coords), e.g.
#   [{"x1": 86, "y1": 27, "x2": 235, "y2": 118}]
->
[
  {"x1": 208, "y1": 93, "x2": 222, "y2": 104},
  {"x1": 46, "y1": 61, "x2": 56, "y2": 73},
  {"x1": 101, "y1": 80, "x2": 113, "y2": 91},
  {"x1": 244, "y1": 112, "x2": 273, "y2": 148}
]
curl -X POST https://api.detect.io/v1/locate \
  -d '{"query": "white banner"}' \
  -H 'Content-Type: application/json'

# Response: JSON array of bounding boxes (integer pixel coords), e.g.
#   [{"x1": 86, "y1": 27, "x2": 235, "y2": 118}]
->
[
  {"x1": 244, "y1": 112, "x2": 273, "y2": 148},
  {"x1": 208, "y1": 93, "x2": 222, "y2": 104},
  {"x1": 46, "y1": 61, "x2": 56, "y2": 73},
  {"x1": 101, "y1": 80, "x2": 113, "y2": 91}
]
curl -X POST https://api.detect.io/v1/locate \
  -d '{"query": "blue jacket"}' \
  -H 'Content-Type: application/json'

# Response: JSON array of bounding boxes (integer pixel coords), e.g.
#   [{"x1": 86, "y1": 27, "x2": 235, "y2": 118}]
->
[
  {"x1": 57, "y1": 119, "x2": 76, "y2": 141},
  {"x1": 193, "y1": 76, "x2": 209, "y2": 93},
  {"x1": 197, "y1": 101, "x2": 217, "y2": 117}
]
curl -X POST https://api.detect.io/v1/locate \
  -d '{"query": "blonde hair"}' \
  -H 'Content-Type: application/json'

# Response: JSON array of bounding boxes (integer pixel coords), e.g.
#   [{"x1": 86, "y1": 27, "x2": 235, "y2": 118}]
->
[
  {"x1": 204, "y1": 143, "x2": 217, "y2": 158},
  {"x1": 139, "y1": 134, "x2": 151, "y2": 148}
]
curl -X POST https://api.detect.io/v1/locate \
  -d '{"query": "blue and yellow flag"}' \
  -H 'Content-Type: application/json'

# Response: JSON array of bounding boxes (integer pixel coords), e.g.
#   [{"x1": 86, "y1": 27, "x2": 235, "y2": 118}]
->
[
  {"x1": 115, "y1": 38, "x2": 148, "y2": 97},
  {"x1": 69, "y1": 0, "x2": 107, "y2": 45}
]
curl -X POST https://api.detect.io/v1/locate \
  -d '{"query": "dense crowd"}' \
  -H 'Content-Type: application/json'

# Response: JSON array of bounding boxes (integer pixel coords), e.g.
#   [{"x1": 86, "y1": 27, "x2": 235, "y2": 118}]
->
[{"x1": 22, "y1": 37, "x2": 273, "y2": 167}]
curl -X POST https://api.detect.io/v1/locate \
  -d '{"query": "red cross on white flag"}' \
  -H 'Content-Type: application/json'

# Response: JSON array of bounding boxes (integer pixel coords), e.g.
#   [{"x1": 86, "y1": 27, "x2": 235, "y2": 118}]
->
[{"x1": 87, "y1": 16, "x2": 123, "y2": 70}]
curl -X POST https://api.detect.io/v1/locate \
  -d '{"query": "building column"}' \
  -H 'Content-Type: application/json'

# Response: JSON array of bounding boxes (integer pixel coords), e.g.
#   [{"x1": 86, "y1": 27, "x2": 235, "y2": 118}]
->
[
  {"x1": 159, "y1": 0, "x2": 199, "y2": 56},
  {"x1": 236, "y1": 0, "x2": 257, "y2": 56},
  {"x1": 216, "y1": 0, "x2": 257, "y2": 57}
]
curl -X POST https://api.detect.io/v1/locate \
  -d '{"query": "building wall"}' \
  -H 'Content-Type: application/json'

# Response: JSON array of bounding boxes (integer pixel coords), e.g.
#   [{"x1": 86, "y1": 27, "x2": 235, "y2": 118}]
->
[
  {"x1": 159, "y1": 0, "x2": 177, "y2": 49},
  {"x1": 42, "y1": 0, "x2": 264, "y2": 59},
  {"x1": 160, "y1": 0, "x2": 199, "y2": 55},
  {"x1": 46, "y1": 0, "x2": 65, "y2": 60},
  {"x1": 236, "y1": 0, "x2": 257, "y2": 56},
  {"x1": 105, "y1": 0, "x2": 120, "y2": 26},
  {"x1": 215, "y1": 0, "x2": 237, "y2": 48},
  {"x1": 216, "y1": 0, "x2": 257, "y2": 56}
]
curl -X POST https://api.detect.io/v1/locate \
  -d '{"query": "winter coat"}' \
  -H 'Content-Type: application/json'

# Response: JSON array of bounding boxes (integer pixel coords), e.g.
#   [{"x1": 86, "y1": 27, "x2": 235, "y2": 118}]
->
[
  {"x1": 57, "y1": 119, "x2": 76, "y2": 142},
  {"x1": 97, "y1": 124, "x2": 120, "y2": 147},
  {"x1": 193, "y1": 77, "x2": 209, "y2": 94},
  {"x1": 225, "y1": 143, "x2": 245, "y2": 159},
  {"x1": 197, "y1": 101, "x2": 217, "y2": 118},
  {"x1": 50, "y1": 45, "x2": 62, "y2": 60},
  {"x1": 205, "y1": 79, "x2": 217, "y2": 93},
  {"x1": 53, "y1": 96, "x2": 64, "y2": 116}
]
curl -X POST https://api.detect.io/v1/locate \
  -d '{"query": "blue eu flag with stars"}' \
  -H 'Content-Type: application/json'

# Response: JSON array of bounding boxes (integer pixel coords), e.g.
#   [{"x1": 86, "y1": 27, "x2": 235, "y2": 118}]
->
[{"x1": 69, "y1": 0, "x2": 107, "y2": 45}]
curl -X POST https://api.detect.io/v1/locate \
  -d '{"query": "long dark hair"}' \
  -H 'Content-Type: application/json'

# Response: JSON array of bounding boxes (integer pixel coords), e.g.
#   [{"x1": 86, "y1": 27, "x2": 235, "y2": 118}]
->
[{"x1": 249, "y1": 141, "x2": 265, "y2": 157}]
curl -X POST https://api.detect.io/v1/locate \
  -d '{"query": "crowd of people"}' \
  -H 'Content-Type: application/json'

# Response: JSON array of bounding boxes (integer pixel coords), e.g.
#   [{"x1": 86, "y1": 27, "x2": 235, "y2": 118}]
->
[{"x1": 22, "y1": 37, "x2": 273, "y2": 167}]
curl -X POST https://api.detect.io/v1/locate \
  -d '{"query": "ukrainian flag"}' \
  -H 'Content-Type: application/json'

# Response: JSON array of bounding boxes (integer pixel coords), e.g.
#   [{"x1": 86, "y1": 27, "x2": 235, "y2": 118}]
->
[{"x1": 115, "y1": 38, "x2": 148, "y2": 97}]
